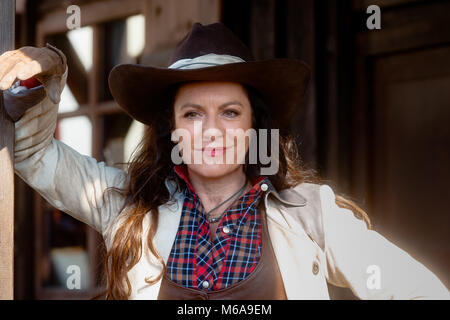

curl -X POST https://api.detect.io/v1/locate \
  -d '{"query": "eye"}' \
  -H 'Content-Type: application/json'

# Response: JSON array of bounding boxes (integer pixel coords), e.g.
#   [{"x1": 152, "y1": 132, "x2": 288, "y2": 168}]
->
[
  {"x1": 183, "y1": 111, "x2": 201, "y2": 119},
  {"x1": 223, "y1": 109, "x2": 240, "y2": 118}
]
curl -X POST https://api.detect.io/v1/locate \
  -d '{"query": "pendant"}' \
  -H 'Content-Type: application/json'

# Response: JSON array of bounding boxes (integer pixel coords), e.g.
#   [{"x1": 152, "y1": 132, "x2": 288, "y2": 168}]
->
[{"x1": 209, "y1": 217, "x2": 220, "y2": 223}]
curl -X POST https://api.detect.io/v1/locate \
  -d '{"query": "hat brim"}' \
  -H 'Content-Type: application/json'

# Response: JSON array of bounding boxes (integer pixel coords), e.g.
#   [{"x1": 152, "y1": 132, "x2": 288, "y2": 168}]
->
[{"x1": 108, "y1": 59, "x2": 310, "y2": 128}]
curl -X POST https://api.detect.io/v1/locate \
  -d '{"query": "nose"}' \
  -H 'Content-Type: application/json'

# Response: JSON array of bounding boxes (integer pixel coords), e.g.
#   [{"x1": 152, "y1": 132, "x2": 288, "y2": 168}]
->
[{"x1": 202, "y1": 115, "x2": 224, "y2": 144}]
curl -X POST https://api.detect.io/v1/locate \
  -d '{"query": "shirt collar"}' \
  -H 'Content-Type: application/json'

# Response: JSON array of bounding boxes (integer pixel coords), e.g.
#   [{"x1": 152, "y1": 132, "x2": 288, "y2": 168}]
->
[
  {"x1": 165, "y1": 168, "x2": 308, "y2": 209},
  {"x1": 173, "y1": 164, "x2": 268, "y2": 196}
]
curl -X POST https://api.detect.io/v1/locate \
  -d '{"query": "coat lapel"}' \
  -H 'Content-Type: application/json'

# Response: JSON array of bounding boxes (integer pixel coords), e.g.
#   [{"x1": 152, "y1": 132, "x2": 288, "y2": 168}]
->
[
  {"x1": 263, "y1": 181, "x2": 329, "y2": 299},
  {"x1": 155, "y1": 179, "x2": 184, "y2": 264}
]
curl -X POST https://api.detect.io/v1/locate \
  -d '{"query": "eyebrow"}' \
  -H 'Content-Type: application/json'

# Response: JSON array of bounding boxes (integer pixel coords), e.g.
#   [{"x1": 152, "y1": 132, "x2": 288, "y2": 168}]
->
[{"x1": 179, "y1": 101, "x2": 244, "y2": 111}]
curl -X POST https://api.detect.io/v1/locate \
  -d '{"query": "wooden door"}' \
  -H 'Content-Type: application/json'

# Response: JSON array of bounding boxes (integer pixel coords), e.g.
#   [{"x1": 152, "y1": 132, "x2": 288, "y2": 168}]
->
[
  {"x1": 351, "y1": 0, "x2": 450, "y2": 290},
  {"x1": 371, "y1": 46, "x2": 450, "y2": 288}
]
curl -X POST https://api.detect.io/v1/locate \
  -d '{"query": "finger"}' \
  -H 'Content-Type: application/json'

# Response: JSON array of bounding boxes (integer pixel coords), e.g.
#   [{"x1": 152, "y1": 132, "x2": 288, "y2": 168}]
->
[
  {"x1": 0, "y1": 47, "x2": 36, "y2": 66},
  {"x1": 0, "y1": 57, "x2": 23, "y2": 89},
  {"x1": 0, "y1": 50, "x2": 16, "y2": 65},
  {"x1": 0, "y1": 53, "x2": 20, "y2": 81},
  {"x1": 0, "y1": 50, "x2": 33, "y2": 79},
  {"x1": 16, "y1": 60, "x2": 43, "y2": 80},
  {"x1": 43, "y1": 76, "x2": 62, "y2": 104},
  {"x1": 1, "y1": 48, "x2": 47, "y2": 82},
  {"x1": 0, "y1": 61, "x2": 26, "y2": 90}
]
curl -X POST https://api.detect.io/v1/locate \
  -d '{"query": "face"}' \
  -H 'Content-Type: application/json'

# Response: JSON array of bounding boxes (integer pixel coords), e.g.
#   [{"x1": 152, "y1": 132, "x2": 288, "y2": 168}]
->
[{"x1": 172, "y1": 81, "x2": 253, "y2": 179}]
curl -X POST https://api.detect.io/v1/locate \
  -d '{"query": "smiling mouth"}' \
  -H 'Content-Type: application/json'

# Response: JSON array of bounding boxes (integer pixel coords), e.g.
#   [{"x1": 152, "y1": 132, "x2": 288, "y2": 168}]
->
[{"x1": 195, "y1": 146, "x2": 232, "y2": 157}]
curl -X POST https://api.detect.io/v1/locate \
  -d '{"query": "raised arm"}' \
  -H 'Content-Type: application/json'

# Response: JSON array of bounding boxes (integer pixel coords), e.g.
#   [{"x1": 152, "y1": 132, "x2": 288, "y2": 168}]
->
[{"x1": 1, "y1": 45, "x2": 127, "y2": 235}]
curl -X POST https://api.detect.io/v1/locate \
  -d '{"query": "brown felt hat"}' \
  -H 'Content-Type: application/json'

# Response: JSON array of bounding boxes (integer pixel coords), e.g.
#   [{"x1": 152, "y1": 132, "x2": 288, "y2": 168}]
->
[{"x1": 108, "y1": 22, "x2": 311, "y2": 128}]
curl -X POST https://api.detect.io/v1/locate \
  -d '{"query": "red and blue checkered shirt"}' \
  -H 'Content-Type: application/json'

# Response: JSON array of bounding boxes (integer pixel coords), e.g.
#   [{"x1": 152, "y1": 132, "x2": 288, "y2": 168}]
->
[{"x1": 166, "y1": 165, "x2": 267, "y2": 291}]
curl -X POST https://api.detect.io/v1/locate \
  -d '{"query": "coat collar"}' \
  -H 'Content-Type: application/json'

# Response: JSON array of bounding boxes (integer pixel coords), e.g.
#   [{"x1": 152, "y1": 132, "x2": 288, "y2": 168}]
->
[
  {"x1": 261, "y1": 178, "x2": 307, "y2": 207},
  {"x1": 164, "y1": 176, "x2": 308, "y2": 209}
]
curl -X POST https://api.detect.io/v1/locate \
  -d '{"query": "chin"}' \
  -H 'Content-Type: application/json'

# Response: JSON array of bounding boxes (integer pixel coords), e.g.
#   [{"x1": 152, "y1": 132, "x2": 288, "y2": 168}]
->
[{"x1": 187, "y1": 163, "x2": 241, "y2": 179}]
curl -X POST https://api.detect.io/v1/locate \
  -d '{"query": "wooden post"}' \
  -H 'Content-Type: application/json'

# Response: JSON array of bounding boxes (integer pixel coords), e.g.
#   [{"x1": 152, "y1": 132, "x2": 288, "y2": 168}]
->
[{"x1": 0, "y1": 0, "x2": 15, "y2": 300}]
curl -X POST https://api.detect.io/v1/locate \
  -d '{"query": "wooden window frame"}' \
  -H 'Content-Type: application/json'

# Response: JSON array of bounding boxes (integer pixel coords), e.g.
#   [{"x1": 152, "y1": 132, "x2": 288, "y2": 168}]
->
[{"x1": 33, "y1": 0, "x2": 144, "y2": 300}]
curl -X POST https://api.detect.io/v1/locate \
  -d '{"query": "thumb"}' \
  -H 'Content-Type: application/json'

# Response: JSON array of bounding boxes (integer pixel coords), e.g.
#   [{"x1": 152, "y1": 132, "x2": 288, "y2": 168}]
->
[{"x1": 44, "y1": 75, "x2": 62, "y2": 104}]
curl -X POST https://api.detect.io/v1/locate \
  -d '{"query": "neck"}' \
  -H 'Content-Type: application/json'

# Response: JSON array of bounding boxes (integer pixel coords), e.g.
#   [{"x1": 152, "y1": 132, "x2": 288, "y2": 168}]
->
[{"x1": 187, "y1": 166, "x2": 250, "y2": 214}]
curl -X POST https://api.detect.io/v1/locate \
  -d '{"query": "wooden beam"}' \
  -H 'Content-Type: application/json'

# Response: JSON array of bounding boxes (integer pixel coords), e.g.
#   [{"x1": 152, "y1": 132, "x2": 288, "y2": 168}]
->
[
  {"x1": 36, "y1": 0, "x2": 144, "y2": 45},
  {"x1": 356, "y1": 0, "x2": 450, "y2": 56},
  {"x1": 352, "y1": 0, "x2": 423, "y2": 11},
  {"x1": 0, "y1": 0, "x2": 15, "y2": 300},
  {"x1": 142, "y1": 0, "x2": 221, "y2": 61}
]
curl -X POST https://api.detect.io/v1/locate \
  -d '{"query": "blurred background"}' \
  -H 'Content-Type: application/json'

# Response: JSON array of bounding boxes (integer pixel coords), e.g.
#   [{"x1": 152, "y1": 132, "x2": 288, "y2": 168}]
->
[{"x1": 9, "y1": 0, "x2": 450, "y2": 299}]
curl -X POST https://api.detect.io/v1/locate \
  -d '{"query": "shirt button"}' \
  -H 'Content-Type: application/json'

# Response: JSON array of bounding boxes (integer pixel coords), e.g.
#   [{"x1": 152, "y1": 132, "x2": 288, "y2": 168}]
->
[
  {"x1": 222, "y1": 226, "x2": 231, "y2": 234},
  {"x1": 261, "y1": 183, "x2": 268, "y2": 191},
  {"x1": 312, "y1": 261, "x2": 320, "y2": 275},
  {"x1": 202, "y1": 280, "x2": 210, "y2": 289}
]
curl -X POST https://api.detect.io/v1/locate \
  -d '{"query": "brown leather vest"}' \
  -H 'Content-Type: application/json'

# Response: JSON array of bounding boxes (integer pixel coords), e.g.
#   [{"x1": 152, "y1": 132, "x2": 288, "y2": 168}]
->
[{"x1": 157, "y1": 201, "x2": 287, "y2": 300}]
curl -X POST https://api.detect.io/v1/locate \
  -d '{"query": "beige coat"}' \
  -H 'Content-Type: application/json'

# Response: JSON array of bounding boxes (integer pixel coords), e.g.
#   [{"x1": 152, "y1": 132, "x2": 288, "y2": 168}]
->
[{"x1": 12, "y1": 68, "x2": 449, "y2": 300}]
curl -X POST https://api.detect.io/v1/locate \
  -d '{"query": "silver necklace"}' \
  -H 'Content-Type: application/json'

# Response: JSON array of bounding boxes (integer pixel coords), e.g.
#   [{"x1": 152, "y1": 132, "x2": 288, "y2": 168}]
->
[{"x1": 206, "y1": 178, "x2": 248, "y2": 224}]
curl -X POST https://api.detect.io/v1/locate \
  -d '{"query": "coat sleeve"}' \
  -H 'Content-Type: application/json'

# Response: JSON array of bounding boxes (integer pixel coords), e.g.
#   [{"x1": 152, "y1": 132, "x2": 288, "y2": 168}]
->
[
  {"x1": 13, "y1": 66, "x2": 127, "y2": 235},
  {"x1": 320, "y1": 184, "x2": 449, "y2": 300}
]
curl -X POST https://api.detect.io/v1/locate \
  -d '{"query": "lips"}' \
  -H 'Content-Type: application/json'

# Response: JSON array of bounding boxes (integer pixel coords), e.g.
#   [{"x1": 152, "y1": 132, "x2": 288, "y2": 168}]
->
[
  {"x1": 192, "y1": 145, "x2": 232, "y2": 157},
  {"x1": 202, "y1": 147, "x2": 227, "y2": 157}
]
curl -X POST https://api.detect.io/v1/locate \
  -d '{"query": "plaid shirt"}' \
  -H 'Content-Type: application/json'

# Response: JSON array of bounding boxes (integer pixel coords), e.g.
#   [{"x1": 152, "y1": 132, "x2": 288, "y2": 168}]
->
[{"x1": 166, "y1": 165, "x2": 267, "y2": 291}]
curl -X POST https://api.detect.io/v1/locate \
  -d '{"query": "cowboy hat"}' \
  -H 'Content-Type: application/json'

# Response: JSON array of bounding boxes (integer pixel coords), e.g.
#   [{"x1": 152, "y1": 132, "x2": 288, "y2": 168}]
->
[{"x1": 108, "y1": 22, "x2": 310, "y2": 128}]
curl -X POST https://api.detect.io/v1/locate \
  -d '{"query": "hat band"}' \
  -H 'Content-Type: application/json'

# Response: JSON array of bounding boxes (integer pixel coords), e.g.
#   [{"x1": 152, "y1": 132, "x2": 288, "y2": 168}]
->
[{"x1": 168, "y1": 53, "x2": 245, "y2": 70}]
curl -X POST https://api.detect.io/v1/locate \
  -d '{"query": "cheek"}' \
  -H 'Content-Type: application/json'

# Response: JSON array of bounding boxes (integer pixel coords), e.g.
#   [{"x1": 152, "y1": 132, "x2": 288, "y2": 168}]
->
[
  {"x1": 172, "y1": 119, "x2": 195, "y2": 148},
  {"x1": 225, "y1": 117, "x2": 253, "y2": 158}
]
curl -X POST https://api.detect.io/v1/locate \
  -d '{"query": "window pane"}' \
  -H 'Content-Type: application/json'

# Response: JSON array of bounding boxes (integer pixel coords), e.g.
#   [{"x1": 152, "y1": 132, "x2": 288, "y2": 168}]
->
[
  {"x1": 58, "y1": 85, "x2": 79, "y2": 113},
  {"x1": 50, "y1": 246, "x2": 91, "y2": 290},
  {"x1": 126, "y1": 14, "x2": 145, "y2": 58},
  {"x1": 124, "y1": 120, "x2": 145, "y2": 163},
  {"x1": 67, "y1": 26, "x2": 93, "y2": 72},
  {"x1": 101, "y1": 114, "x2": 146, "y2": 169},
  {"x1": 58, "y1": 116, "x2": 92, "y2": 157},
  {"x1": 100, "y1": 15, "x2": 145, "y2": 101},
  {"x1": 41, "y1": 205, "x2": 91, "y2": 290}
]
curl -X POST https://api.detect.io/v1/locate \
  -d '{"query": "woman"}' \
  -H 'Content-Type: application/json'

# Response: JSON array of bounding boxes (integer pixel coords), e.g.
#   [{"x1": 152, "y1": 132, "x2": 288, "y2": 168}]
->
[{"x1": 1, "y1": 22, "x2": 448, "y2": 300}]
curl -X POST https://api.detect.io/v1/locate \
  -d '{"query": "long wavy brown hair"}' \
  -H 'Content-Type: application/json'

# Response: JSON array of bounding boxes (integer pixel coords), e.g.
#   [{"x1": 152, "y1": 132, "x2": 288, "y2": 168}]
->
[{"x1": 101, "y1": 82, "x2": 371, "y2": 299}]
